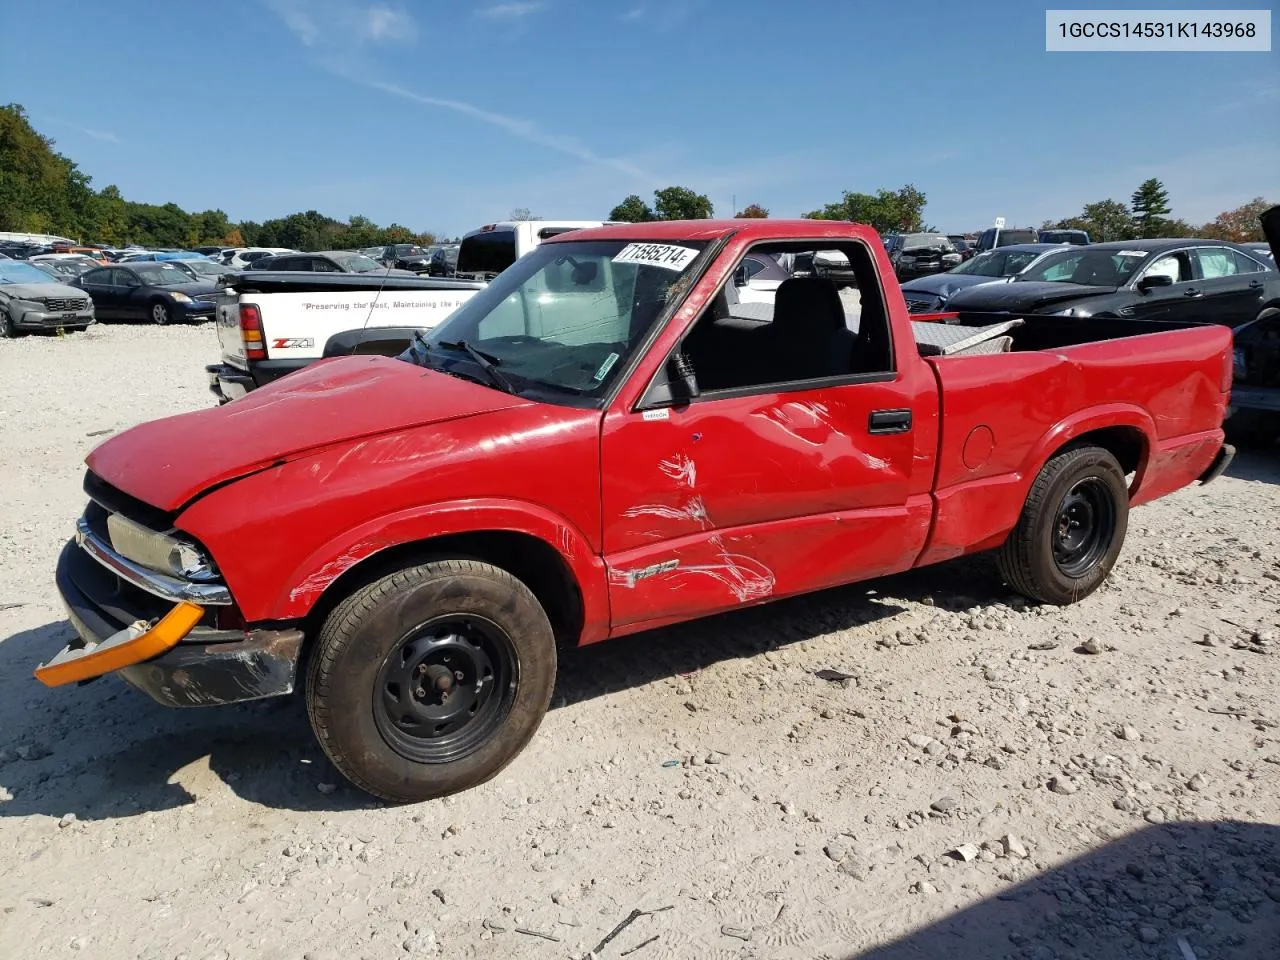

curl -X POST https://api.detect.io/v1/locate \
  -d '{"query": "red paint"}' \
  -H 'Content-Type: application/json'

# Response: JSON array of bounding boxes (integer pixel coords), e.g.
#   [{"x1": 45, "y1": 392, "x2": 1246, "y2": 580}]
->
[{"x1": 80, "y1": 219, "x2": 1232, "y2": 647}]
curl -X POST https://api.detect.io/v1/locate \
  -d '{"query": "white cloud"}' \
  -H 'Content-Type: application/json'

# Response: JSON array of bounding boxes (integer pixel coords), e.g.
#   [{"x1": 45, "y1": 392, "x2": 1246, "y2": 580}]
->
[
  {"x1": 263, "y1": 0, "x2": 415, "y2": 47},
  {"x1": 477, "y1": 2, "x2": 545, "y2": 20},
  {"x1": 621, "y1": 6, "x2": 645, "y2": 21},
  {"x1": 83, "y1": 128, "x2": 121, "y2": 143},
  {"x1": 365, "y1": 79, "x2": 653, "y2": 181}
]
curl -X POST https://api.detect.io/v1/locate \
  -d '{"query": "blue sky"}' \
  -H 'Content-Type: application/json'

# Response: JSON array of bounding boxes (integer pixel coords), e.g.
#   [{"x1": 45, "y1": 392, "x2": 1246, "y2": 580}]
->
[{"x1": 2, "y1": 0, "x2": 1276, "y2": 237}]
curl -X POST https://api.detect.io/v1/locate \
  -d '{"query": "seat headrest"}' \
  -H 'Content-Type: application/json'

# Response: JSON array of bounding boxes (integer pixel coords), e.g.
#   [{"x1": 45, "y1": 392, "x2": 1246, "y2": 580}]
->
[{"x1": 772, "y1": 277, "x2": 845, "y2": 333}]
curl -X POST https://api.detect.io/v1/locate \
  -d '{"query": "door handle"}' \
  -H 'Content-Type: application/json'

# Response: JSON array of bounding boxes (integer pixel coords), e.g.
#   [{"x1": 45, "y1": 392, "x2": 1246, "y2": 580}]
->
[
  {"x1": 1249, "y1": 280, "x2": 1263, "y2": 289},
  {"x1": 868, "y1": 408, "x2": 912, "y2": 434},
  {"x1": 1183, "y1": 288, "x2": 1202, "y2": 298}
]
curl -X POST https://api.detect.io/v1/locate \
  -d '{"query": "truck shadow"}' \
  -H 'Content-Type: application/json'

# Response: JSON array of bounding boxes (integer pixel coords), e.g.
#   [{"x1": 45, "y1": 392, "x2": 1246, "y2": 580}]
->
[
  {"x1": 842, "y1": 820, "x2": 1279, "y2": 960},
  {"x1": 0, "y1": 555, "x2": 1013, "y2": 819},
  {"x1": 1224, "y1": 444, "x2": 1280, "y2": 484}
]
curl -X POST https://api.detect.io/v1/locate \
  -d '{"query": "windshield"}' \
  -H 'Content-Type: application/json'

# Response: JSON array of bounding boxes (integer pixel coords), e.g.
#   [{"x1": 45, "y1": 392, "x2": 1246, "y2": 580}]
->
[
  {"x1": 133, "y1": 263, "x2": 193, "y2": 285},
  {"x1": 394, "y1": 244, "x2": 423, "y2": 256},
  {"x1": 902, "y1": 234, "x2": 954, "y2": 252},
  {"x1": 0, "y1": 261, "x2": 58, "y2": 284},
  {"x1": 1016, "y1": 248, "x2": 1148, "y2": 286},
  {"x1": 331, "y1": 253, "x2": 386, "y2": 273},
  {"x1": 401, "y1": 239, "x2": 709, "y2": 402},
  {"x1": 182, "y1": 260, "x2": 232, "y2": 276},
  {"x1": 952, "y1": 249, "x2": 1043, "y2": 277}
]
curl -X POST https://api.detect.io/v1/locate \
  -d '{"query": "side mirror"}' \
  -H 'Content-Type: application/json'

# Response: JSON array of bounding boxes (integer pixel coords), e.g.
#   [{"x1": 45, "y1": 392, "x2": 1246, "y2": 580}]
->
[
  {"x1": 1137, "y1": 273, "x2": 1174, "y2": 292},
  {"x1": 640, "y1": 352, "x2": 700, "y2": 410},
  {"x1": 732, "y1": 265, "x2": 748, "y2": 287}
]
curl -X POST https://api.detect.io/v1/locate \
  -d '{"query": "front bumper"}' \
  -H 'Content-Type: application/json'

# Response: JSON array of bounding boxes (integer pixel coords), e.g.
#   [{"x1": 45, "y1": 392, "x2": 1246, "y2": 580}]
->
[
  {"x1": 49, "y1": 536, "x2": 304, "y2": 707},
  {"x1": 12, "y1": 304, "x2": 95, "y2": 330}
]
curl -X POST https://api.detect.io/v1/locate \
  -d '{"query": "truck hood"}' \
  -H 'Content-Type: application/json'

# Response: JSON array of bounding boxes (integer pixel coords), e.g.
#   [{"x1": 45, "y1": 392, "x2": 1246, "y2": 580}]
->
[
  {"x1": 946, "y1": 280, "x2": 1118, "y2": 312},
  {"x1": 86, "y1": 356, "x2": 530, "y2": 511}
]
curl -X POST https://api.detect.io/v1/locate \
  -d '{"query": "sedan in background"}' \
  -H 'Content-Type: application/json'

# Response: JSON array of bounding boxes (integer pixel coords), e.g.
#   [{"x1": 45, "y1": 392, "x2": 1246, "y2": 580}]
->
[
  {"x1": 899, "y1": 243, "x2": 1066, "y2": 313},
  {"x1": 945, "y1": 239, "x2": 1280, "y2": 328},
  {"x1": 1, "y1": 259, "x2": 95, "y2": 337},
  {"x1": 251, "y1": 251, "x2": 418, "y2": 275},
  {"x1": 173, "y1": 258, "x2": 235, "y2": 282},
  {"x1": 378, "y1": 243, "x2": 433, "y2": 272},
  {"x1": 73, "y1": 261, "x2": 218, "y2": 325},
  {"x1": 1244, "y1": 241, "x2": 1274, "y2": 266},
  {"x1": 428, "y1": 243, "x2": 460, "y2": 276},
  {"x1": 31, "y1": 259, "x2": 96, "y2": 281}
]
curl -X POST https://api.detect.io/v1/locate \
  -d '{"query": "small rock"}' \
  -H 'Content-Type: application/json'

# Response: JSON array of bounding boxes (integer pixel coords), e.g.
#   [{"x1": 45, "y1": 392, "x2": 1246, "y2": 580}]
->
[
  {"x1": 910, "y1": 880, "x2": 938, "y2": 895},
  {"x1": 16, "y1": 744, "x2": 50, "y2": 761},
  {"x1": 947, "y1": 843, "x2": 981, "y2": 862},
  {"x1": 823, "y1": 841, "x2": 848, "y2": 863},
  {"x1": 69, "y1": 937, "x2": 87, "y2": 951},
  {"x1": 1117, "y1": 725, "x2": 1139, "y2": 742},
  {"x1": 430, "y1": 888, "x2": 446, "y2": 905},
  {"x1": 929, "y1": 796, "x2": 958, "y2": 814},
  {"x1": 1137, "y1": 925, "x2": 1160, "y2": 944},
  {"x1": 1144, "y1": 807, "x2": 1167, "y2": 824},
  {"x1": 482, "y1": 919, "x2": 507, "y2": 934},
  {"x1": 58, "y1": 813, "x2": 77, "y2": 829},
  {"x1": 1079, "y1": 638, "x2": 1104, "y2": 655},
  {"x1": 906, "y1": 734, "x2": 932, "y2": 749},
  {"x1": 1047, "y1": 776, "x2": 1079, "y2": 796},
  {"x1": 721, "y1": 924, "x2": 751, "y2": 941},
  {"x1": 1114, "y1": 795, "x2": 1137, "y2": 812},
  {"x1": 316, "y1": 783, "x2": 337, "y2": 795},
  {"x1": 1002, "y1": 834, "x2": 1029, "y2": 859},
  {"x1": 838, "y1": 857, "x2": 869, "y2": 880},
  {"x1": 924, "y1": 741, "x2": 946, "y2": 757},
  {"x1": 1186, "y1": 773, "x2": 1208, "y2": 792}
]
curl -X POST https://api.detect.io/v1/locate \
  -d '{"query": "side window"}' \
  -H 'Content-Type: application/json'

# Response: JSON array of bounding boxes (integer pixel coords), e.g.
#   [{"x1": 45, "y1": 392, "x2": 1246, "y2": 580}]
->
[
  {"x1": 83, "y1": 268, "x2": 111, "y2": 286},
  {"x1": 678, "y1": 241, "x2": 892, "y2": 394},
  {"x1": 116, "y1": 269, "x2": 139, "y2": 287},
  {"x1": 312, "y1": 258, "x2": 341, "y2": 272},
  {"x1": 1231, "y1": 249, "x2": 1264, "y2": 274},
  {"x1": 1040, "y1": 254, "x2": 1083, "y2": 282},
  {"x1": 1145, "y1": 252, "x2": 1193, "y2": 284},
  {"x1": 1192, "y1": 247, "x2": 1238, "y2": 279}
]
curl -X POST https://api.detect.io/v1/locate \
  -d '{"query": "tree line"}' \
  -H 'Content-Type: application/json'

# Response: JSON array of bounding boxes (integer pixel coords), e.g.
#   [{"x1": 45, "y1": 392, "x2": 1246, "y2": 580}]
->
[{"x1": 0, "y1": 104, "x2": 438, "y2": 249}]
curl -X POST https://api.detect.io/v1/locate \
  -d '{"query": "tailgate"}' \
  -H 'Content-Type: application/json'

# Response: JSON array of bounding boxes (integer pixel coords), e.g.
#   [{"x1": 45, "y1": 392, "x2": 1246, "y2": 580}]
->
[{"x1": 215, "y1": 287, "x2": 248, "y2": 369}]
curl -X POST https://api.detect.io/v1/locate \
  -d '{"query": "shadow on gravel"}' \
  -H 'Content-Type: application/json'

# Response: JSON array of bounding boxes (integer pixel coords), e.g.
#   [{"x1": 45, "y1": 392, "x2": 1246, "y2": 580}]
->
[
  {"x1": 0, "y1": 555, "x2": 1015, "y2": 819},
  {"x1": 847, "y1": 821, "x2": 1280, "y2": 960},
  {"x1": 1224, "y1": 445, "x2": 1280, "y2": 484}
]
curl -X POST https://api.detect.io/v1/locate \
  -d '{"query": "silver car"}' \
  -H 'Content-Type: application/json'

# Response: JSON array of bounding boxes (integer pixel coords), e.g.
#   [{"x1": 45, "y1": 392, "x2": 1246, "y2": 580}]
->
[{"x1": 0, "y1": 260, "x2": 96, "y2": 337}]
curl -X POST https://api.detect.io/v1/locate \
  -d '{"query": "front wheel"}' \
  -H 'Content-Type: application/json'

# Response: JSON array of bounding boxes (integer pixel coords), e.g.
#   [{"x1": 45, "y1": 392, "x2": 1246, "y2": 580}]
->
[
  {"x1": 305, "y1": 559, "x2": 557, "y2": 803},
  {"x1": 997, "y1": 445, "x2": 1129, "y2": 605},
  {"x1": 150, "y1": 300, "x2": 170, "y2": 325},
  {"x1": 0, "y1": 307, "x2": 17, "y2": 338}
]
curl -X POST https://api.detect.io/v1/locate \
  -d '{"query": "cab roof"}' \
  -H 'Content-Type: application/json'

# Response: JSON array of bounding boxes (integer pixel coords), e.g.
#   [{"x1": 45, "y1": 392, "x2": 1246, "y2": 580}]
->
[{"x1": 541, "y1": 219, "x2": 882, "y2": 245}]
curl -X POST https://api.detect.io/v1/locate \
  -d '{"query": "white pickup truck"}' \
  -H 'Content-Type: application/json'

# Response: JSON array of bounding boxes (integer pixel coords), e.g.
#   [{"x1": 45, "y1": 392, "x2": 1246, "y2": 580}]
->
[{"x1": 207, "y1": 272, "x2": 486, "y2": 403}]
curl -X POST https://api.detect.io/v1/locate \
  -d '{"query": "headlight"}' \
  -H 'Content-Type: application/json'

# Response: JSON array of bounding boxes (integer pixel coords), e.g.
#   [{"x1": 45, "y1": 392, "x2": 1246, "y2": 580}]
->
[
  {"x1": 106, "y1": 513, "x2": 220, "y2": 581},
  {"x1": 169, "y1": 292, "x2": 192, "y2": 302}
]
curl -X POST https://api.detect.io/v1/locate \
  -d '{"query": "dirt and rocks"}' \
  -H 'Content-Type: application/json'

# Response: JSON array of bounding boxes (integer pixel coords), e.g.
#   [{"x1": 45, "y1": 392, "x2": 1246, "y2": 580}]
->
[{"x1": 0, "y1": 324, "x2": 1277, "y2": 959}]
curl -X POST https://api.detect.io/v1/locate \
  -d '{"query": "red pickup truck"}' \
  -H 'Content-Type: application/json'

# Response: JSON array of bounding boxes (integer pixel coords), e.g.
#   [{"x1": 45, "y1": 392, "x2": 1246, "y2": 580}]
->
[{"x1": 39, "y1": 219, "x2": 1235, "y2": 803}]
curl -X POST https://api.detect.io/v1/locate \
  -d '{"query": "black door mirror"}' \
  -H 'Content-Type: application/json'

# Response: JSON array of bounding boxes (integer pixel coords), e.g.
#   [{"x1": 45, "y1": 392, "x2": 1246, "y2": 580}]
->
[
  {"x1": 669, "y1": 352, "x2": 700, "y2": 401},
  {"x1": 1137, "y1": 273, "x2": 1174, "y2": 292}
]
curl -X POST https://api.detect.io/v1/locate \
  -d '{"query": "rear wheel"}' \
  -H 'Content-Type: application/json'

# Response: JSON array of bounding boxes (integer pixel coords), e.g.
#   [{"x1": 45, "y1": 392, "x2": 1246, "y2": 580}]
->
[
  {"x1": 305, "y1": 559, "x2": 557, "y2": 803},
  {"x1": 150, "y1": 300, "x2": 170, "y2": 325},
  {"x1": 997, "y1": 445, "x2": 1129, "y2": 605}
]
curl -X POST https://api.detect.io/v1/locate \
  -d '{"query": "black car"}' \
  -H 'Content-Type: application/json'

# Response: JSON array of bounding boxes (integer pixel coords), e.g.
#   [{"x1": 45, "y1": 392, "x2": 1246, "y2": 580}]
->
[
  {"x1": 73, "y1": 261, "x2": 218, "y2": 325},
  {"x1": 899, "y1": 243, "x2": 1066, "y2": 313},
  {"x1": 379, "y1": 243, "x2": 432, "y2": 273},
  {"x1": 1226, "y1": 208, "x2": 1280, "y2": 446},
  {"x1": 428, "y1": 243, "x2": 460, "y2": 277},
  {"x1": 1039, "y1": 229, "x2": 1091, "y2": 245},
  {"x1": 252, "y1": 251, "x2": 417, "y2": 275},
  {"x1": 883, "y1": 233, "x2": 962, "y2": 281},
  {"x1": 945, "y1": 239, "x2": 1280, "y2": 329},
  {"x1": 973, "y1": 227, "x2": 1039, "y2": 252}
]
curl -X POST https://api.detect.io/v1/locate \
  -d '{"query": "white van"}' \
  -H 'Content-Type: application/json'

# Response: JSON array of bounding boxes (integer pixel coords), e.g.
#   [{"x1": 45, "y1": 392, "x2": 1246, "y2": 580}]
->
[{"x1": 454, "y1": 220, "x2": 620, "y2": 280}]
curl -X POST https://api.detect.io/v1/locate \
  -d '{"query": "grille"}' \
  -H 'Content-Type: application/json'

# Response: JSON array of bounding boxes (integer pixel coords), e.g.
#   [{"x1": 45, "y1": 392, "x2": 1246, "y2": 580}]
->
[
  {"x1": 42, "y1": 297, "x2": 89, "y2": 311},
  {"x1": 194, "y1": 293, "x2": 218, "y2": 303}
]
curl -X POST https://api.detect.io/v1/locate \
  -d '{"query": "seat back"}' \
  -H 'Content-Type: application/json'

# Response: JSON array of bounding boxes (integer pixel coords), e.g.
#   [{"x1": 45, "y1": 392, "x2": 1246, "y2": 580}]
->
[{"x1": 767, "y1": 277, "x2": 855, "y2": 380}]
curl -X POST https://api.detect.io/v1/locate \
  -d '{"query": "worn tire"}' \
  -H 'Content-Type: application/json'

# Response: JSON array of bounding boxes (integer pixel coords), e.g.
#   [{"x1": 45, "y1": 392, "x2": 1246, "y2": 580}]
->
[
  {"x1": 997, "y1": 445, "x2": 1129, "y2": 605},
  {"x1": 305, "y1": 559, "x2": 556, "y2": 803}
]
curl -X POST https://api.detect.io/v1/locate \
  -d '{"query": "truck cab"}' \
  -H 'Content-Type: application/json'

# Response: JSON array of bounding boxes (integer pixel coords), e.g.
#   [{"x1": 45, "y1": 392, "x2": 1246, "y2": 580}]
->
[{"x1": 454, "y1": 220, "x2": 621, "y2": 280}]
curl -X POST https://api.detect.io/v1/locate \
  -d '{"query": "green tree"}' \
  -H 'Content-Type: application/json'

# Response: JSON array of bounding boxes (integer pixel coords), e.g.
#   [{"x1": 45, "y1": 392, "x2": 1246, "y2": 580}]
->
[
  {"x1": 608, "y1": 194, "x2": 654, "y2": 222},
  {"x1": 735, "y1": 203, "x2": 769, "y2": 218},
  {"x1": 653, "y1": 186, "x2": 713, "y2": 220},
  {"x1": 1057, "y1": 199, "x2": 1136, "y2": 242},
  {"x1": 803, "y1": 184, "x2": 927, "y2": 233},
  {"x1": 1130, "y1": 178, "x2": 1172, "y2": 238},
  {"x1": 0, "y1": 103, "x2": 97, "y2": 239}
]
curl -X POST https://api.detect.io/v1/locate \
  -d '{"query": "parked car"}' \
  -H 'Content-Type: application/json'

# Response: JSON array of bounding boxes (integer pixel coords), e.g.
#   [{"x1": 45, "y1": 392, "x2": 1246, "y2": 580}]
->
[
  {"x1": 250, "y1": 251, "x2": 418, "y2": 275},
  {"x1": 883, "y1": 233, "x2": 962, "y2": 280},
  {"x1": 120, "y1": 250, "x2": 212, "y2": 263},
  {"x1": 1039, "y1": 229, "x2": 1091, "y2": 245},
  {"x1": 973, "y1": 226, "x2": 1039, "y2": 252},
  {"x1": 72, "y1": 261, "x2": 219, "y2": 325},
  {"x1": 222, "y1": 247, "x2": 294, "y2": 269},
  {"x1": 31, "y1": 259, "x2": 96, "y2": 281},
  {"x1": 378, "y1": 244, "x2": 433, "y2": 273},
  {"x1": 945, "y1": 239, "x2": 1280, "y2": 328},
  {"x1": 193, "y1": 246, "x2": 225, "y2": 257},
  {"x1": 38, "y1": 217, "x2": 1235, "y2": 803},
  {"x1": 728, "y1": 250, "x2": 793, "y2": 304},
  {"x1": 428, "y1": 243, "x2": 460, "y2": 277},
  {"x1": 1243, "y1": 241, "x2": 1274, "y2": 266},
  {"x1": 1224, "y1": 208, "x2": 1280, "y2": 446},
  {"x1": 455, "y1": 220, "x2": 616, "y2": 280},
  {"x1": 0, "y1": 259, "x2": 95, "y2": 336},
  {"x1": 899, "y1": 243, "x2": 1067, "y2": 313},
  {"x1": 947, "y1": 235, "x2": 975, "y2": 261}
]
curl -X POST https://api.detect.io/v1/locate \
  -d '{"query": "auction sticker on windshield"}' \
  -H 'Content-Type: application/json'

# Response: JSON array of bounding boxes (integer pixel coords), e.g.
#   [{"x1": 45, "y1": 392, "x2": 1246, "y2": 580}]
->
[{"x1": 613, "y1": 243, "x2": 699, "y2": 271}]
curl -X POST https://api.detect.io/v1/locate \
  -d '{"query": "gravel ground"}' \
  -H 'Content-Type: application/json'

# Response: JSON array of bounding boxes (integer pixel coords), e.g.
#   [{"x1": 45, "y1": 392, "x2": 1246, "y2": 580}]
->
[{"x1": 0, "y1": 324, "x2": 1277, "y2": 960}]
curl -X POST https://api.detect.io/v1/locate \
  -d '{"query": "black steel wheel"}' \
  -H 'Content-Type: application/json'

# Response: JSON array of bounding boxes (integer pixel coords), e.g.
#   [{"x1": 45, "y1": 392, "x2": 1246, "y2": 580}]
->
[
  {"x1": 373, "y1": 615, "x2": 517, "y2": 765},
  {"x1": 997, "y1": 445, "x2": 1129, "y2": 605},
  {"x1": 306, "y1": 559, "x2": 556, "y2": 803}
]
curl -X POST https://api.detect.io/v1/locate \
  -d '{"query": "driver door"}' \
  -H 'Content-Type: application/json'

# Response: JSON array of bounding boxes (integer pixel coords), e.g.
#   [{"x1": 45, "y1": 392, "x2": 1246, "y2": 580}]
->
[{"x1": 1129, "y1": 250, "x2": 1198, "y2": 323}]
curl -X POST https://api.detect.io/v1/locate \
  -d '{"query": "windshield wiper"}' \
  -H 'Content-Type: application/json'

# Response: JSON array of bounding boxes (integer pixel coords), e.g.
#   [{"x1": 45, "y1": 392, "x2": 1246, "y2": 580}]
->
[{"x1": 438, "y1": 339, "x2": 516, "y2": 394}]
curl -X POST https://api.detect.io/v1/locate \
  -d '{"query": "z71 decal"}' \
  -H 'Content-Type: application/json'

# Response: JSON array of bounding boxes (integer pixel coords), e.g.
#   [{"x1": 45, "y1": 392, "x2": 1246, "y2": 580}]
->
[{"x1": 271, "y1": 337, "x2": 314, "y2": 350}]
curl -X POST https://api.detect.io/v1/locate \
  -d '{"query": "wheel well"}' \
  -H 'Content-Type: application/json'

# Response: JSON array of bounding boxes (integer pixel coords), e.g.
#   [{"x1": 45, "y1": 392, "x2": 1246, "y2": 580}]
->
[
  {"x1": 303, "y1": 530, "x2": 585, "y2": 649},
  {"x1": 1061, "y1": 425, "x2": 1146, "y2": 488}
]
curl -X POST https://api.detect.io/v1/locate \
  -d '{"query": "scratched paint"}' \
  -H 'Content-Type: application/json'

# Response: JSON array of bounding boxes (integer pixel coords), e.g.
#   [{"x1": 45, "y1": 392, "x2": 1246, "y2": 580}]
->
[
  {"x1": 671, "y1": 544, "x2": 775, "y2": 602},
  {"x1": 287, "y1": 547, "x2": 369, "y2": 603},
  {"x1": 658, "y1": 454, "x2": 697, "y2": 488},
  {"x1": 623, "y1": 496, "x2": 710, "y2": 528}
]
